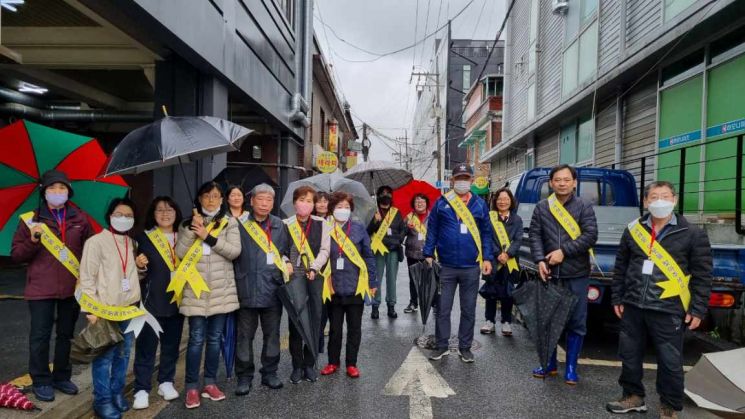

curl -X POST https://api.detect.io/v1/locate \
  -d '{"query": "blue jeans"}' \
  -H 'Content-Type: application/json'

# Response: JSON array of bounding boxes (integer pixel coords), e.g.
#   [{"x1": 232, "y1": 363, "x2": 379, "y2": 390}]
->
[
  {"x1": 435, "y1": 266, "x2": 480, "y2": 350},
  {"x1": 557, "y1": 277, "x2": 588, "y2": 336},
  {"x1": 185, "y1": 314, "x2": 226, "y2": 390},
  {"x1": 92, "y1": 320, "x2": 133, "y2": 406},
  {"x1": 373, "y1": 251, "x2": 399, "y2": 306}
]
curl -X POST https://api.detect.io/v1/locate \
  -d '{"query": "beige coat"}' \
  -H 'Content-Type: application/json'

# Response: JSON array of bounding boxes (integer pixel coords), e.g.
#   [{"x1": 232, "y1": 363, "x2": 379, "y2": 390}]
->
[
  {"x1": 79, "y1": 230, "x2": 141, "y2": 309},
  {"x1": 176, "y1": 215, "x2": 241, "y2": 317}
]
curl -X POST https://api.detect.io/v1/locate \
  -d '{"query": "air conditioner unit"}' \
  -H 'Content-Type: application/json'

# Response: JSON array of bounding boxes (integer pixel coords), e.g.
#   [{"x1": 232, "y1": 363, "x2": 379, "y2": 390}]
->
[{"x1": 552, "y1": 0, "x2": 569, "y2": 15}]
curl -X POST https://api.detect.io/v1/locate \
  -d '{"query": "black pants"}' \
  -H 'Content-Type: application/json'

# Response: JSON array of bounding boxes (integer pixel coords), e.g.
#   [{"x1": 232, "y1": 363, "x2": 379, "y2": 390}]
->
[
  {"x1": 28, "y1": 298, "x2": 79, "y2": 386},
  {"x1": 235, "y1": 305, "x2": 282, "y2": 379},
  {"x1": 618, "y1": 305, "x2": 685, "y2": 411},
  {"x1": 406, "y1": 257, "x2": 423, "y2": 306},
  {"x1": 484, "y1": 298, "x2": 513, "y2": 324},
  {"x1": 289, "y1": 321, "x2": 315, "y2": 369},
  {"x1": 133, "y1": 314, "x2": 184, "y2": 392},
  {"x1": 327, "y1": 296, "x2": 364, "y2": 367}
]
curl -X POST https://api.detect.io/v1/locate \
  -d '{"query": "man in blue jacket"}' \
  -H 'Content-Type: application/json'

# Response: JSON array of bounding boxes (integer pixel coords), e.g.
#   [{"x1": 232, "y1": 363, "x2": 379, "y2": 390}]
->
[{"x1": 424, "y1": 164, "x2": 493, "y2": 363}]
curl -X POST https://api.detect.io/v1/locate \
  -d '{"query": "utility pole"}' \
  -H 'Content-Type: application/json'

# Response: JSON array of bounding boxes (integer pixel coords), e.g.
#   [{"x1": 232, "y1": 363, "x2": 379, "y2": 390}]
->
[{"x1": 404, "y1": 129, "x2": 410, "y2": 172}]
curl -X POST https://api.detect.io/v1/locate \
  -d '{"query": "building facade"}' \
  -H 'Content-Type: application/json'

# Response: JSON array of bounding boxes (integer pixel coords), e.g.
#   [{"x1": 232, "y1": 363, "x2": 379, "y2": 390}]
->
[{"x1": 460, "y1": 74, "x2": 504, "y2": 182}]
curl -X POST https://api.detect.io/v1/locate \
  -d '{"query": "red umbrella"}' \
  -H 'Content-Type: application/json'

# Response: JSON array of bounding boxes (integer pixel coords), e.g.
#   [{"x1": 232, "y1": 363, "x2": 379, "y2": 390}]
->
[
  {"x1": 0, "y1": 383, "x2": 39, "y2": 411},
  {"x1": 392, "y1": 180, "x2": 442, "y2": 218}
]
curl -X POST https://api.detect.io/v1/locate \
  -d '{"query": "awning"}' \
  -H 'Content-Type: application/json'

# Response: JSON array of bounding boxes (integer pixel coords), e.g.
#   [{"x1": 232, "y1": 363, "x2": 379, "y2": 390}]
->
[{"x1": 458, "y1": 129, "x2": 486, "y2": 148}]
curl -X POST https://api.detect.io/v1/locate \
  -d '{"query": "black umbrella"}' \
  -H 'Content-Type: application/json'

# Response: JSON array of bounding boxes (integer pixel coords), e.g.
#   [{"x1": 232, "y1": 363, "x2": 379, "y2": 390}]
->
[
  {"x1": 409, "y1": 261, "x2": 440, "y2": 330},
  {"x1": 513, "y1": 279, "x2": 578, "y2": 373},
  {"x1": 213, "y1": 166, "x2": 277, "y2": 194},
  {"x1": 277, "y1": 277, "x2": 319, "y2": 363}
]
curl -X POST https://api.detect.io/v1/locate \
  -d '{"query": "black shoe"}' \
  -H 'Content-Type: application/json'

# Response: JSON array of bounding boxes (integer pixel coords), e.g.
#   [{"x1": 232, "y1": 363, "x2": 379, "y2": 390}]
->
[
  {"x1": 93, "y1": 402, "x2": 122, "y2": 419},
  {"x1": 304, "y1": 367, "x2": 319, "y2": 382},
  {"x1": 261, "y1": 375, "x2": 284, "y2": 389},
  {"x1": 429, "y1": 348, "x2": 450, "y2": 361},
  {"x1": 112, "y1": 393, "x2": 130, "y2": 412},
  {"x1": 290, "y1": 368, "x2": 304, "y2": 384},
  {"x1": 32, "y1": 385, "x2": 54, "y2": 402},
  {"x1": 387, "y1": 305, "x2": 398, "y2": 319},
  {"x1": 371, "y1": 306, "x2": 379, "y2": 319},
  {"x1": 458, "y1": 348, "x2": 475, "y2": 363},
  {"x1": 403, "y1": 304, "x2": 418, "y2": 313},
  {"x1": 235, "y1": 377, "x2": 252, "y2": 396},
  {"x1": 52, "y1": 380, "x2": 79, "y2": 395}
]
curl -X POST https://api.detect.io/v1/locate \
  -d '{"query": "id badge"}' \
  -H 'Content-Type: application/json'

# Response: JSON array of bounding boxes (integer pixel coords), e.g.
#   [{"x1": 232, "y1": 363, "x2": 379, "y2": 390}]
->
[
  {"x1": 387, "y1": 228, "x2": 392, "y2": 236},
  {"x1": 121, "y1": 277, "x2": 130, "y2": 292},
  {"x1": 266, "y1": 252, "x2": 275, "y2": 265},
  {"x1": 59, "y1": 248, "x2": 69, "y2": 262},
  {"x1": 642, "y1": 259, "x2": 654, "y2": 275},
  {"x1": 296, "y1": 254, "x2": 303, "y2": 267},
  {"x1": 417, "y1": 232, "x2": 424, "y2": 241},
  {"x1": 170, "y1": 271, "x2": 176, "y2": 280},
  {"x1": 336, "y1": 257, "x2": 345, "y2": 270},
  {"x1": 202, "y1": 242, "x2": 211, "y2": 256},
  {"x1": 460, "y1": 223, "x2": 468, "y2": 234}
]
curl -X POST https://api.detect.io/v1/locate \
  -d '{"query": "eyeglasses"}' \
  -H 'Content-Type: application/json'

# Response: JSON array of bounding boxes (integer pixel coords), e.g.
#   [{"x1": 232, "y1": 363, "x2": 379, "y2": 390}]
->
[
  {"x1": 202, "y1": 194, "x2": 222, "y2": 201},
  {"x1": 112, "y1": 213, "x2": 133, "y2": 218},
  {"x1": 155, "y1": 209, "x2": 176, "y2": 214}
]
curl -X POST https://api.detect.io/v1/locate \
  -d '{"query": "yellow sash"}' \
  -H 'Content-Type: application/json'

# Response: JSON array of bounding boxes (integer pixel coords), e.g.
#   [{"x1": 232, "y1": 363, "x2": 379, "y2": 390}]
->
[
  {"x1": 241, "y1": 219, "x2": 289, "y2": 282},
  {"x1": 167, "y1": 219, "x2": 228, "y2": 305},
  {"x1": 444, "y1": 191, "x2": 482, "y2": 266},
  {"x1": 628, "y1": 219, "x2": 691, "y2": 311},
  {"x1": 20, "y1": 211, "x2": 146, "y2": 321},
  {"x1": 405, "y1": 212, "x2": 428, "y2": 237},
  {"x1": 371, "y1": 207, "x2": 398, "y2": 256},
  {"x1": 146, "y1": 228, "x2": 179, "y2": 272},
  {"x1": 547, "y1": 193, "x2": 596, "y2": 261},
  {"x1": 489, "y1": 211, "x2": 519, "y2": 273},
  {"x1": 286, "y1": 217, "x2": 331, "y2": 279},
  {"x1": 324, "y1": 221, "x2": 371, "y2": 302}
]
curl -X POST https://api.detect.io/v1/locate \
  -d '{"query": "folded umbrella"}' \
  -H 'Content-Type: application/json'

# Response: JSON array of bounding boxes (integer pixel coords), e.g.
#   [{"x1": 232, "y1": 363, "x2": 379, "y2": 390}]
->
[
  {"x1": 0, "y1": 383, "x2": 39, "y2": 411},
  {"x1": 409, "y1": 261, "x2": 440, "y2": 329},
  {"x1": 685, "y1": 347, "x2": 745, "y2": 414},
  {"x1": 513, "y1": 279, "x2": 577, "y2": 373},
  {"x1": 221, "y1": 312, "x2": 237, "y2": 379},
  {"x1": 343, "y1": 161, "x2": 412, "y2": 194},
  {"x1": 277, "y1": 277, "x2": 319, "y2": 363},
  {"x1": 70, "y1": 318, "x2": 124, "y2": 364}
]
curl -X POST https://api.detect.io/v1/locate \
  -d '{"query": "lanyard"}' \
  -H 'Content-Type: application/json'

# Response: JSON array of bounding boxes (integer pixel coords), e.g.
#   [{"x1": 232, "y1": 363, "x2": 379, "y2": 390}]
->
[
  {"x1": 49, "y1": 207, "x2": 66, "y2": 243},
  {"x1": 298, "y1": 219, "x2": 312, "y2": 254},
  {"x1": 334, "y1": 221, "x2": 352, "y2": 259},
  {"x1": 648, "y1": 224, "x2": 657, "y2": 258},
  {"x1": 261, "y1": 218, "x2": 273, "y2": 250},
  {"x1": 111, "y1": 229, "x2": 129, "y2": 278},
  {"x1": 168, "y1": 231, "x2": 178, "y2": 268}
]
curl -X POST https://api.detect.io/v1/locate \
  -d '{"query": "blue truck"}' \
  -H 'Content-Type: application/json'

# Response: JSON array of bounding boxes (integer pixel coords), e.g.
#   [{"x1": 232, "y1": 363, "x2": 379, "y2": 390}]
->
[{"x1": 505, "y1": 167, "x2": 745, "y2": 326}]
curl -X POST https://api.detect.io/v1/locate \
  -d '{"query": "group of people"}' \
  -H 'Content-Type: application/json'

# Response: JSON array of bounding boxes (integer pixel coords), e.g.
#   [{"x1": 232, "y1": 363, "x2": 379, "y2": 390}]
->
[{"x1": 10, "y1": 160, "x2": 712, "y2": 419}]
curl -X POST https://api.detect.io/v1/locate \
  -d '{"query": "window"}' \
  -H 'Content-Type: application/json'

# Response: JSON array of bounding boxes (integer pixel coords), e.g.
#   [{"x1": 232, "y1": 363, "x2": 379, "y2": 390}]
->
[
  {"x1": 563, "y1": 21, "x2": 598, "y2": 95},
  {"x1": 559, "y1": 116, "x2": 594, "y2": 165},
  {"x1": 524, "y1": 152, "x2": 535, "y2": 170},
  {"x1": 485, "y1": 77, "x2": 503, "y2": 97},
  {"x1": 462, "y1": 65, "x2": 471, "y2": 90},
  {"x1": 562, "y1": 42, "x2": 579, "y2": 94},
  {"x1": 577, "y1": 117, "x2": 594, "y2": 163},
  {"x1": 661, "y1": 49, "x2": 704, "y2": 87},
  {"x1": 527, "y1": 83, "x2": 536, "y2": 122},
  {"x1": 664, "y1": 0, "x2": 696, "y2": 22},
  {"x1": 275, "y1": 0, "x2": 296, "y2": 29},
  {"x1": 579, "y1": 180, "x2": 600, "y2": 205}
]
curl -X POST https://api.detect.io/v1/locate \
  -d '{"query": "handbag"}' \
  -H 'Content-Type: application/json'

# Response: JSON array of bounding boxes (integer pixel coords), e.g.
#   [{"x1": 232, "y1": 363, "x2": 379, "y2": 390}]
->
[{"x1": 70, "y1": 319, "x2": 123, "y2": 364}]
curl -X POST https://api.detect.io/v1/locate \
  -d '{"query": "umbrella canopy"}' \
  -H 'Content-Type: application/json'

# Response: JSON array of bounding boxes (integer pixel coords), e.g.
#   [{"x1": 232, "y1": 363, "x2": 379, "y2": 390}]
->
[
  {"x1": 409, "y1": 261, "x2": 440, "y2": 328},
  {"x1": 0, "y1": 383, "x2": 38, "y2": 411},
  {"x1": 685, "y1": 347, "x2": 745, "y2": 414},
  {"x1": 0, "y1": 121, "x2": 129, "y2": 256},
  {"x1": 213, "y1": 166, "x2": 277, "y2": 195},
  {"x1": 392, "y1": 179, "x2": 441, "y2": 218},
  {"x1": 105, "y1": 116, "x2": 252, "y2": 176},
  {"x1": 343, "y1": 161, "x2": 412, "y2": 194},
  {"x1": 513, "y1": 280, "x2": 578, "y2": 372},
  {"x1": 221, "y1": 312, "x2": 237, "y2": 379},
  {"x1": 277, "y1": 278, "x2": 319, "y2": 362},
  {"x1": 332, "y1": 178, "x2": 376, "y2": 224},
  {"x1": 279, "y1": 170, "x2": 343, "y2": 215}
]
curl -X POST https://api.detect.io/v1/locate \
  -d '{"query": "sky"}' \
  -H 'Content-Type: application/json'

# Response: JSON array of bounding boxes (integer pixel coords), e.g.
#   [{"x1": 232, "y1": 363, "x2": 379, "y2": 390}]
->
[{"x1": 313, "y1": 0, "x2": 506, "y2": 164}]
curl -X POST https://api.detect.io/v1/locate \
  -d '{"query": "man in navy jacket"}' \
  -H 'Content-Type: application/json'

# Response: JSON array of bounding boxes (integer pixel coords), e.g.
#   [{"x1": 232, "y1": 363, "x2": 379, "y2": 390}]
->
[{"x1": 423, "y1": 164, "x2": 493, "y2": 363}]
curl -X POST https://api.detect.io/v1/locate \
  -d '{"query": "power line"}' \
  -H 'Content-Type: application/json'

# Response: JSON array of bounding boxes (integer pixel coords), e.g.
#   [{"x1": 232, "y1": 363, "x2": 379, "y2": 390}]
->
[{"x1": 470, "y1": 0, "x2": 488, "y2": 40}]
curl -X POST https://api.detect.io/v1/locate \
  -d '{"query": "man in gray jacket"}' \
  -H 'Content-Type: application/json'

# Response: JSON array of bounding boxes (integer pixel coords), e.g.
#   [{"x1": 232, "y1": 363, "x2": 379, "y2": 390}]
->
[
  {"x1": 234, "y1": 184, "x2": 293, "y2": 394},
  {"x1": 528, "y1": 164, "x2": 598, "y2": 384}
]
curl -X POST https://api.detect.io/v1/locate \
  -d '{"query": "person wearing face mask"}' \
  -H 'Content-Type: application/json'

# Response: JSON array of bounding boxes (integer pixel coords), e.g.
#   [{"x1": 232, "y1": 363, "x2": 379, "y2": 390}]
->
[
  {"x1": 367, "y1": 185, "x2": 406, "y2": 319},
  {"x1": 11, "y1": 170, "x2": 93, "y2": 403},
  {"x1": 226, "y1": 185, "x2": 249, "y2": 221},
  {"x1": 233, "y1": 183, "x2": 293, "y2": 395},
  {"x1": 132, "y1": 197, "x2": 184, "y2": 410},
  {"x1": 175, "y1": 182, "x2": 241, "y2": 409},
  {"x1": 606, "y1": 181, "x2": 712, "y2": 419},
  {"x1": 320, "y1": 192, "x2": 377, "y2": 378},
  {"x1": 282, "y1": 186, "x2": 330, "y2": 384},
  {"x1": 79, "y1": 197, "x2": 146, "y2": 419},
  {"x1": 423, "y1": 164, "x2": 493, "y2": 364},
  {"x1": 529, "y1": 164, "x2": 597, "y2": 384},
  {"x1": 403, "y1": 194, "x2": 431, "y2": 314}
]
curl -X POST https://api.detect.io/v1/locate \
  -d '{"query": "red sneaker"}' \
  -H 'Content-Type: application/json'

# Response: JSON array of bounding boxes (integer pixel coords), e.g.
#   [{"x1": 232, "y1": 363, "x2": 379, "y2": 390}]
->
[
  {"x1": 185, "y1": 389, "x2": 200, "y2": 409},
  {"x1": 320, "y1": 364, "x2": 339, "y2": 375},
  {"x1": 346, "y1": 365, "x2": 360, "y2": 378},
  {"x1": 201, "y1": 384, "x2": 226, "y2": 401}
]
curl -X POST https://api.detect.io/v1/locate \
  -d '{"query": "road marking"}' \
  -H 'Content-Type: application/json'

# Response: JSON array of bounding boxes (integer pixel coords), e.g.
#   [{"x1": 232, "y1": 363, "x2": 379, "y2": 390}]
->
[
  {"x1": 556, "y1": 346, "x2": 693, "y2": 371},
  {"x1": 383, "y1": 347, "x2": 455, "y2": 419}
]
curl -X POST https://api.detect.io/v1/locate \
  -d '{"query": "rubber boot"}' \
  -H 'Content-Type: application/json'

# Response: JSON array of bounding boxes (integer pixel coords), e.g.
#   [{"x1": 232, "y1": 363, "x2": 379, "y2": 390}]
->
[
  {"x1": 532, "y1": 349, "x2": 558, "y2": 378},
  {"x1": 564, "y1": 332, "x2": 584, "y2": 385}
]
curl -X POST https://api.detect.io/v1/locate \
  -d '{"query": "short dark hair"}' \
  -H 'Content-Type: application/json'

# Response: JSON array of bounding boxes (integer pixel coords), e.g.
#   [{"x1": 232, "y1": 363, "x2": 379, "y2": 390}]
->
[
  {"x1": 644, "y1": 181, "x2": 676, "y2": 197},
  {"x1": 376, "y1": 185, "x2": 393, "y2": 196},
  {"x1": 293, "y1": 185, "x2": 317, "y2": 202},
  {"x1": 105, "y1": 197, "x2": 137, "y2": 227},
  {"x1": 410, "y1": 193, "x2": 430, "y2": 209},
  {"x1": 549, "y1": 164, "x2": 577, "y2": 180},
  {"x1": 144, "y1": 196, "x2": 183, "y2": 230},
  {"x1": 329, "y1": 191, "x2": 355, "y2": 212},
  {"x1": 491, "y1": 187, "x2": 517, "y2": 211},
  {"x1": 314, "y1": 191, "x2": 330, "y2": 204}
]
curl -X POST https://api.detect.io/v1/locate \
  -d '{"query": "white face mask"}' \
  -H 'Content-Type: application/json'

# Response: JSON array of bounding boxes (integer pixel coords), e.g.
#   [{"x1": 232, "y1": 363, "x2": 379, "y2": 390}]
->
[
  {"x1": 45, "y1": 192, "x2": 69, "y2": 207},
  {"x1": 453, "y1": 180, "x2": 471, "y2": 195},
  {"x1": 202, "y1": 206, "x2": 220, "y2": 217},
  {"x1": 648, "y1": 199, "x2": 675, "y2": 218},
  {"x1": 333, "y1": 208, "x2": 351, "y2": 222},
  {"x1": 110, "y1": 216, "x2": 134, "y2": 233}
]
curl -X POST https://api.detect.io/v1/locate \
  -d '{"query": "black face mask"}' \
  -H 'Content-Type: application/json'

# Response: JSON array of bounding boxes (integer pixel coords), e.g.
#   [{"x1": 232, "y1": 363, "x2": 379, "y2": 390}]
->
[{"x1": 378, "y1": 195, "x2": 392, "y2": 206}]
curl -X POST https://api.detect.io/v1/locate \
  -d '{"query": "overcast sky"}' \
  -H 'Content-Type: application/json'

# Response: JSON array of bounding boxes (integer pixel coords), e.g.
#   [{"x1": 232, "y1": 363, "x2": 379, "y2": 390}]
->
[{"x1": 313, "y1": 0, "x2": 506, "y2": 163}]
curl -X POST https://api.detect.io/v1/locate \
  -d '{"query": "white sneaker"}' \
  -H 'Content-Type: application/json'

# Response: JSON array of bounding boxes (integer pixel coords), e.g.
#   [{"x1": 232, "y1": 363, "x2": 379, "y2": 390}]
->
[
  {"x1": 480, "y1": 320, "x2": 496, "y2": 334},
  {"x1": 133, "y1": 390, "x2": 149, "y2": 410},
  {"x1": 158, "y1": 382, "x2": 179, "y2": 401},
  {"x1": 501, "y1": 322, "x2": 513, "y2": 336}
]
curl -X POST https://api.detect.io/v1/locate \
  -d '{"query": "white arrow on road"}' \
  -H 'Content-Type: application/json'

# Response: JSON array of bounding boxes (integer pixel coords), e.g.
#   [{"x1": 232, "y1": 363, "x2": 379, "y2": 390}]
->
[{"x1": 382, "y1": 347, "x2": 455, "y2": 419}]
